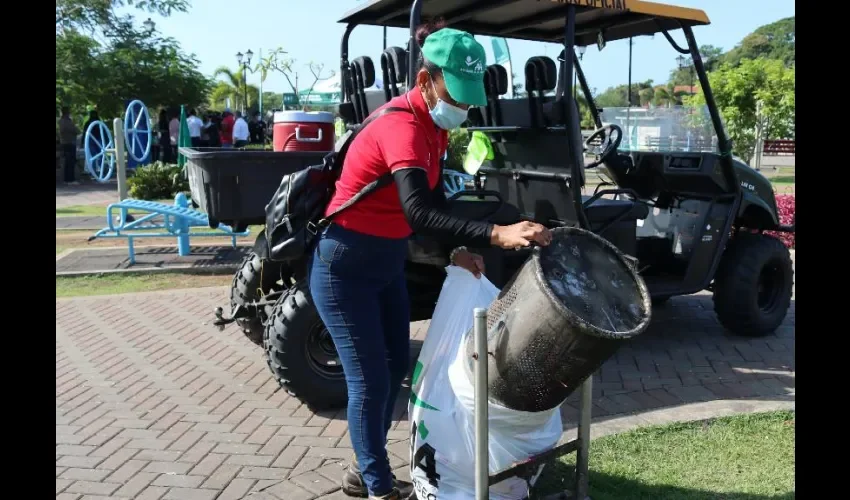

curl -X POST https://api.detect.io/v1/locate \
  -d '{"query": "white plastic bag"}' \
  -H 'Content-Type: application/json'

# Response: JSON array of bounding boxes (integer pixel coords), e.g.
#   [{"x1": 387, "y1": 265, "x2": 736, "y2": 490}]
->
[{"x1": 409, "y1": 266, "x2": 563, "y2": 500}]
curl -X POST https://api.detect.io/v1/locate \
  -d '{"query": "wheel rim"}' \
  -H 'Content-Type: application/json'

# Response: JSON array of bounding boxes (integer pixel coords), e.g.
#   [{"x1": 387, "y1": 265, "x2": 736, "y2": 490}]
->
[
  {"x1": 124, "y1": 100, "x2": 152, "y2": 162},
  {"x1": 84, "y1": 120, "x2": 115, "y2": 182},
  {"x1": 757, "y1": 261, "x2": 784, "y2": 312},
  {"x1": 305, "y1": 322, "x2": 344, "y2": 379}
]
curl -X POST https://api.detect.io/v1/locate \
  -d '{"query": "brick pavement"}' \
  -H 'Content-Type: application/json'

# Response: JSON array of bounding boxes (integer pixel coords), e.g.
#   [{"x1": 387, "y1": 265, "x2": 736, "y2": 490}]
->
[
  {"x1": 56, "y1": 287, "x2": 794, "y2": 500},
  {"x1": 57, "y1": 181, "x2": 119, "y2": 209}
]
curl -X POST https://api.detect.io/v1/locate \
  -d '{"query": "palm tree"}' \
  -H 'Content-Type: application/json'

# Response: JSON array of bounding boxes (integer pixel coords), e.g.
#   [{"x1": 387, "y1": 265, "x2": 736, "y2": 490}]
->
[
  {"x1": 213, "y1": 66, "x2": 249, "y2": 110},
  {"x1": 652, "y1": 83, "x2": 688, "y2": 107}
]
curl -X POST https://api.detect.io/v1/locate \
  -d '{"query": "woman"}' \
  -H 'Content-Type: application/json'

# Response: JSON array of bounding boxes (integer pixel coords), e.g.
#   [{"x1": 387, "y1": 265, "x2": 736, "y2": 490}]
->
[{"x1": 309, "y1": 23, "x2": 552, "y2": 500}]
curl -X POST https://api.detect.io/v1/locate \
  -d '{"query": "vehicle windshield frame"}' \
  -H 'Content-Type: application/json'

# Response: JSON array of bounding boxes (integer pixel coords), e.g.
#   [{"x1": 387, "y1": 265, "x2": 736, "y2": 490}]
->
[{"x1": 338, "y1": 0, "x2": 740, "y2": 205}]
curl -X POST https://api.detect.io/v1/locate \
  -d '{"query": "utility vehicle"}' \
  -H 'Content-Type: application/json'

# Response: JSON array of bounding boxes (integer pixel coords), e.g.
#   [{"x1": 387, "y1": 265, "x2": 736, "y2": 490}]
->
[{"x1": 206, "y1": 0, "x2": 795, "y2": 411}]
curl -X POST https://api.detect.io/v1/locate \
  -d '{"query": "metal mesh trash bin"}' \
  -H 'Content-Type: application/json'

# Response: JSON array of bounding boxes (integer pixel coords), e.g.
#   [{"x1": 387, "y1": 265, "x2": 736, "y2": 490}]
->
[{"x1": 465, "y1": 226, "x2": 651, "y2": 412}]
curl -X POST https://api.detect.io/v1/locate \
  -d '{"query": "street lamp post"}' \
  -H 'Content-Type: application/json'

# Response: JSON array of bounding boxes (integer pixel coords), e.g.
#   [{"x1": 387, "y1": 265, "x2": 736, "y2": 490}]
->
[
  {"x1": 236, "y1": 50, "x2": 254, "y2": 114},
  {"x1": 574, "y1": 45, "x2": 586, "y2": 100},
  {"x1": 143, "y1": 18, "x2": 156, "y2": 34},
  {"x1": 676, "y1": 54, "x2": 695, "y2": 95}
]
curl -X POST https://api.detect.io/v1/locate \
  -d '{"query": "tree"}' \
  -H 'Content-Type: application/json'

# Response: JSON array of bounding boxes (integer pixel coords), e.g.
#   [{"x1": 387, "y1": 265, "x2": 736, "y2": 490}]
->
[
  {"x1": 686, "y1": 58, "x2": 795, "y2": 163},
  {"x1": 668, "y1": 45, "x2": 723, "y2": 86},
  {"x1": 510, "y1": 72, "x2": 525, "y2": 98},
  {"x1": 594, "y1": 80, "x2": 654, "y2": 108},
  {"x1": 211, "y1": 66, "x2": 259, "y2": 110},
  {"x1": 722, "y1": 17, "x2": 795, "y2": 68},
  {"x1": 56, "y1": 0, "x2": 211, "y2": 119},
  {"x1": 652, "y1": 83, "x2": 689, "y2": 107},
  {"x1": 255, "y1": 47, "x2": 301, "y2": 106},
  {"x1": 261, "y1": 92, "x2": 284, "y2": 112},
  {"x1": 298, "y1": 62, "x2": 336, "y2": 111}
]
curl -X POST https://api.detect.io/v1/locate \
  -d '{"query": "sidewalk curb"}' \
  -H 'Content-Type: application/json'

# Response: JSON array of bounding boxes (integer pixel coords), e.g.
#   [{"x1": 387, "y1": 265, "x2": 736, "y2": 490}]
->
[
  {"x1": 560, "y1": 396, "x2": 795, "y2": 442},
  {"x1": 56, "y1": 265, "x2": 239, "y2": 278},
  {"x1": 56, "y1": 246, "x2": 250, "y2": 277}
]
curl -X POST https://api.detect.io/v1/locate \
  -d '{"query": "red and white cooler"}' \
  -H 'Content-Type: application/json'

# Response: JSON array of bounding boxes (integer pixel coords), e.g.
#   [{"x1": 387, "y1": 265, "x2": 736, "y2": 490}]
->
[{"x1": 273, "y1": 111, "x2": 335, "y2": 152}]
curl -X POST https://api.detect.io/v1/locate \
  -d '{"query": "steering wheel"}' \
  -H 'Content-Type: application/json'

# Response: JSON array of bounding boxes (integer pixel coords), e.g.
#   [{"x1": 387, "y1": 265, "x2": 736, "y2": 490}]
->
[{"x1": 583, "y1": 124, "x2": 623, "y2": 169}]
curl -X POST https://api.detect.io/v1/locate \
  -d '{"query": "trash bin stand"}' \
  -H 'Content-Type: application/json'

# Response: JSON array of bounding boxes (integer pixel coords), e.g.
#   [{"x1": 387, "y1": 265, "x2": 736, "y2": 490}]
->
[{"x1": 472, "y1": 307, "x2": 593, "y2": 500}]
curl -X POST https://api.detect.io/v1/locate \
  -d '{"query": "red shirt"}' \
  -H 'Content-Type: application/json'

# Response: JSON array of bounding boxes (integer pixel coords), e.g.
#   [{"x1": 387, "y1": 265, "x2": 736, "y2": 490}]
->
[
  {"x1": 220, "y1": 115, "x2": 235, "y2": 145},
  {"x1": 326, "y1": 89, "x2": 448, "y2": 239}
]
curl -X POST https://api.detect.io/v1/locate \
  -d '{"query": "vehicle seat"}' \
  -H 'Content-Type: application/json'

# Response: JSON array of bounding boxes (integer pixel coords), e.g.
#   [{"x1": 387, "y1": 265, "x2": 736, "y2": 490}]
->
[
  {"x1": 482, "y1": 65, "x2": 508, "y2": 127},
  {"x1": 582, "y1": 195, "x2": 649, "y2": 256},
  {"x1": 349, "y1": 56, "x2": 375, "y2": 123},
  {"x1": 582, "y1": 195, "x2": 649, "y2": 224},
  {"x1": 381, "y1": 47, "x2": 407, "y2": 102},
  {"x1": 542, "y1": 50, "x2": 587, "y2": 186},
  {"x1": 525, "y1": 56, "x2": 557, "y2": 128}
]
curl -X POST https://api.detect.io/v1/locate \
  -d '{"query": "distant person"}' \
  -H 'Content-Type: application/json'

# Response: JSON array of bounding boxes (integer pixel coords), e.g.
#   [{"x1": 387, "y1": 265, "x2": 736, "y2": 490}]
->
[
  {"x1": 58, "y1": 106, "x2": 80, "y2": 184},
  {"x1": 83, "y1": 110, "x2": 100, "y2": 138},
  {"x1": 233, "y1": 111, "x2": 250, "y2": 148},
  {"x1": 249, "y1": 113, "x2": 267, "y2": 144},
  {"x1": 169, "y1": 112, "x2": 180, "y2": 159},
  {"x1": 220, "y1": 109, "x2": 235, "y2": 148},
  {"x1": 158, "y1": 109, "x2": 172, "y2": 162},
  {"x1": 206, "y1": 113, "x2": 222, "y2": 147},
  {"x1": 187, "y1": 108, "x2": 203, "y2": 147},
  {"x1": 201, "y1": 113, "x2": 211, "y2": 147}
]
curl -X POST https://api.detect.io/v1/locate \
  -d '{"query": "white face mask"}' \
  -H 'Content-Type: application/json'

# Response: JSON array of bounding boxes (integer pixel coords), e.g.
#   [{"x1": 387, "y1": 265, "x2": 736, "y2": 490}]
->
[{"x1": 427, "y1": 80, "x2": 468, "y2": 130}]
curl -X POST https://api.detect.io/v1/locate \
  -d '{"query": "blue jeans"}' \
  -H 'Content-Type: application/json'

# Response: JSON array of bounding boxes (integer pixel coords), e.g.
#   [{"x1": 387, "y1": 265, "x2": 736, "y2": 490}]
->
[{"x1": 308, "y1": 224, "x2": 410, "y2": 496}]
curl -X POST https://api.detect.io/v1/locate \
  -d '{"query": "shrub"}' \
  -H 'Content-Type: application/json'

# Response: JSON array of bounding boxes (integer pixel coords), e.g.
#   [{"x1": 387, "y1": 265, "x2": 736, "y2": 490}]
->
[
  {"x1": 127, "y1": 162, "x2": 189, "y2": 201},
  {"x1": 446, "y1": 128, "x2": 470, "y2": 172},
  {"x1": 765, "y1": 194, "x2": 795, "y2": 249}
]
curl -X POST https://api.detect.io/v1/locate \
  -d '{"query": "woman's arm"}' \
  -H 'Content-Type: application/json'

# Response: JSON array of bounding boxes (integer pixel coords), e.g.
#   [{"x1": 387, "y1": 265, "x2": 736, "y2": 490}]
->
[{"x1": 393, "y1": 167, "x2": 492, "y2": 248}]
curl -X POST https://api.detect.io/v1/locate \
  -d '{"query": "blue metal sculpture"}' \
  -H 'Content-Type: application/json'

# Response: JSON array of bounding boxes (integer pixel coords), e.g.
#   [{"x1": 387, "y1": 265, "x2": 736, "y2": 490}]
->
[
  {"x1": 83, "y1": 99, "x2": 153, "y2": 182},
  {"x1": 89, "y1": 193, "x2": 250, "y2": 265},
  {"x1": 124, "y1": 99, "x2": 152, "y2": 163},
  {"x1": 83, "y1": 121, "x2": 116, "y2": 182}
]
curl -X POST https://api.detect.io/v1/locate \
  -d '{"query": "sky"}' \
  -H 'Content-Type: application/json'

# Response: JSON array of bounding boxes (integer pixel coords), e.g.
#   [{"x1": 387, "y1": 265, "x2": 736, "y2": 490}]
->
[{"x1": 119, "y1": 0, "x2": 794, "y2": 97}]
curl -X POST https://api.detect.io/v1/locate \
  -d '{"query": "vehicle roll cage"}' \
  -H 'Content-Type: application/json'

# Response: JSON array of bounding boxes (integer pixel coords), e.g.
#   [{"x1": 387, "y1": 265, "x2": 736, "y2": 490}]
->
[{"x1": 338, "y1": 1, "x2": 739, "y2": 230}]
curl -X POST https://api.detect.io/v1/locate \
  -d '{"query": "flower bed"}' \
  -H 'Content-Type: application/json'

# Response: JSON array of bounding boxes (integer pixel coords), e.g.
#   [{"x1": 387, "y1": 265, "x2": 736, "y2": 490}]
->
[{"x1": 764, "y1": 194, "x2": 795, "y2": 249}]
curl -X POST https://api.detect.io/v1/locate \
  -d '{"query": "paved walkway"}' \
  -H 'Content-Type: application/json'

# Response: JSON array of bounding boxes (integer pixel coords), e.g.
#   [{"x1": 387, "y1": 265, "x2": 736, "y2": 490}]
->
[
  {"x1": 56, "y1": 285, "x2": 794, "y2": 500},
  {"x1": 57, "y1": 246, "x2": 250, "y2": 275},
  {"x1": 57, "y1": 181, "x2": 120, "y2": 209}
]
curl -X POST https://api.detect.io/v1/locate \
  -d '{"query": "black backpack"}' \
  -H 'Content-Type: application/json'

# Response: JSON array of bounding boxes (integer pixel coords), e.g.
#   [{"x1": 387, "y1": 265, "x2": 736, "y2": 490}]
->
[{"x1": 264, "y1": 106, "x2": 412, "y2": 262}]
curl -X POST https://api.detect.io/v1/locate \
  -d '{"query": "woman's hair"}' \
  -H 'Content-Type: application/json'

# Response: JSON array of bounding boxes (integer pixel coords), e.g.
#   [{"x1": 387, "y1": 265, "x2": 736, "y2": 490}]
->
[{"x1": 415, "y1": 18, "x2": 447, "y2": 74}]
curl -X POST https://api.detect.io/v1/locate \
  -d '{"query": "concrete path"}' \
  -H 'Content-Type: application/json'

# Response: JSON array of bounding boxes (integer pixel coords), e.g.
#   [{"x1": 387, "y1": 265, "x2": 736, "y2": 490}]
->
[
  {"x1": 56, "y1": 246, "x2": 250, "y2": 276},
  {"x1": 56, "y1": 285, "x2": 794, "y2": 500},
  {"x1": 57, "y1": 181, "x2": 120, "y2": 209}
]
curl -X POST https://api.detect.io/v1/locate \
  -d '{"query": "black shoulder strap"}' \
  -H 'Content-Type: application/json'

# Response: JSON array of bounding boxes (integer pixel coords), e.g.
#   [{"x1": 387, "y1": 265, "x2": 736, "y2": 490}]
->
[{"x1": 319, "y1": 106, "x2": 413, "y2": 226}]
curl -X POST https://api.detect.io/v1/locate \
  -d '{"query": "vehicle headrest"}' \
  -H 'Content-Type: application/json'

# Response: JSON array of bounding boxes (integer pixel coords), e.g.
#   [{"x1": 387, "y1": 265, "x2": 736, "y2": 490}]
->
[
  {"x1": 524, "y1": 56, "x2": 557, "y2": 92},
  {"x1": 380, "y1": 47, "x2": 408, "y2": 85},
  {"x1": 352, "y1": 56, "x2": 376, "y2": 89},
  {"x1": 484, "y1": 65, "x2": 508, "y2": 97}
]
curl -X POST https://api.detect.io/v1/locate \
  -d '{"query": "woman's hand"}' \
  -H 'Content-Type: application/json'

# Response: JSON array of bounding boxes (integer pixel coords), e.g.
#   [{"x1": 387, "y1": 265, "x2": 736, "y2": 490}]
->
[
  {"x1": 490, "y1": 221, "x2": 552, "y2": 249},
  {"x1": 451, "y1": 249, "x2": 485, "y2": 278}
]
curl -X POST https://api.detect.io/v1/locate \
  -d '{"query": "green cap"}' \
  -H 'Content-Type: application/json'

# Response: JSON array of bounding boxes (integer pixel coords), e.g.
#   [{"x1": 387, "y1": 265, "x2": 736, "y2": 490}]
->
[{"x1": 421, "y1": 28, "x2": 487, "y2": 107}]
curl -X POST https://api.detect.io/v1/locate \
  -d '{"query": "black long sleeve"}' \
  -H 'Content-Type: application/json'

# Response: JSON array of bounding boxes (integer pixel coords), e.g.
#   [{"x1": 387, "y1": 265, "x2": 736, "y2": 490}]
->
[{"x1": 393, "y1": 167, "x2": 493, "y2": 248}]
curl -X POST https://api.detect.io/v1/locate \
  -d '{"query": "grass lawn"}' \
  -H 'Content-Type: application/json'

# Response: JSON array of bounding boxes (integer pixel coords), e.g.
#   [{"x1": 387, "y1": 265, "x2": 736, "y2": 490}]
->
[
  {"x1": 537, "y1": 410, "x2": 795, "y2": 500},
  {"x1": 56, "y1": 273, "x2": 232, "y2": 298}
]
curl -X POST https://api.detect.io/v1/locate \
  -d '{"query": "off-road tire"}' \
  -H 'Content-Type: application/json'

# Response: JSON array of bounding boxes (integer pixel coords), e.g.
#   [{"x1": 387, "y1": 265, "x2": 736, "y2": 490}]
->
[
  {"x1": 651, "y1": 296, "x2": 671, "y2": 307},
  {"x1": 230, "y1": 252, "x2": 282, "y2": 345},
  {"x1": 713, "y1": 233, "x2": 793, "y2": 337},
  {"x1": 263, "y1": 282, "x2": 348, "y2": 411}
]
